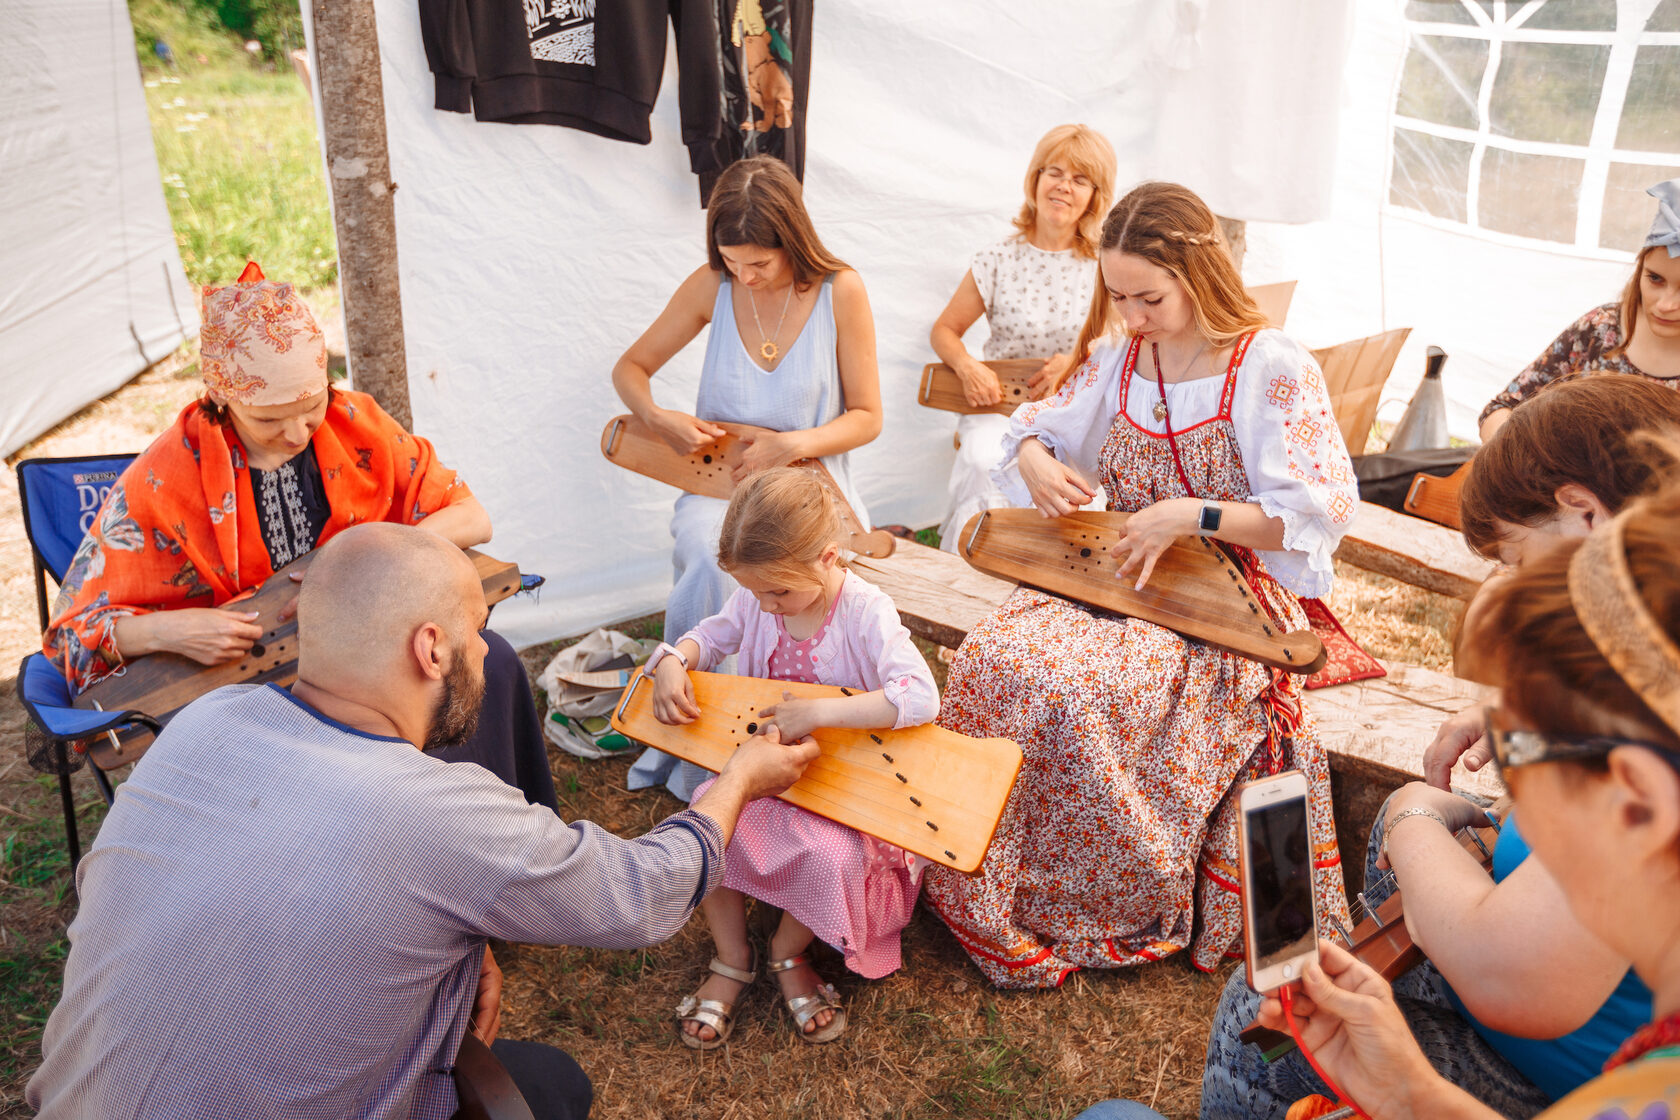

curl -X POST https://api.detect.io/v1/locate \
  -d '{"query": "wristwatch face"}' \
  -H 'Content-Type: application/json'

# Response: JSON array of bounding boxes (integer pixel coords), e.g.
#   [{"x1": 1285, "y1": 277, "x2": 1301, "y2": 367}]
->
[{"x1": 1199, "y1": 503, "x2": 1221, "y2": 532}]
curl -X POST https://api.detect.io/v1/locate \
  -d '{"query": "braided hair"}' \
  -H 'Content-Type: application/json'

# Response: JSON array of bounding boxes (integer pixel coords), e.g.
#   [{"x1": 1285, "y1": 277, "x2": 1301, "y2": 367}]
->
[{"x1": 1071, "y1": 181, "x2": 1270, "y2": 368}]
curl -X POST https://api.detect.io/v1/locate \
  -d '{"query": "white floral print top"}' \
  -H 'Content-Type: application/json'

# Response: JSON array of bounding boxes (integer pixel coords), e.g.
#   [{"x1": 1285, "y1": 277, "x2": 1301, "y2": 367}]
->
[{"x1": 969, "y1": 236, "x2": 1098, "y2": 361}]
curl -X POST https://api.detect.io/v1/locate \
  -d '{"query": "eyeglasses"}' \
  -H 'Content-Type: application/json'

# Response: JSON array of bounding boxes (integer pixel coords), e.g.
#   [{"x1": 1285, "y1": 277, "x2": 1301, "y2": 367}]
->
[
  {"x1": 1484, "y1": 714, "x2": 1679, "y2": 775},
  {"x1": 1041, "y1": 166, "x2": 1094, "y2": 190}
]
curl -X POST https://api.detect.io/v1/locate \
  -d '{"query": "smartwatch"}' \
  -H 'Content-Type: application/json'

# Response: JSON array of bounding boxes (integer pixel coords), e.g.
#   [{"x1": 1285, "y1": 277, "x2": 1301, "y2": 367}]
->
[
  {"x1": 1197, "y1": 500, "x2": 1222, "y2": 533},
  {"x1": 646, "y1": 641, "x2": 690, "y2": 674}
]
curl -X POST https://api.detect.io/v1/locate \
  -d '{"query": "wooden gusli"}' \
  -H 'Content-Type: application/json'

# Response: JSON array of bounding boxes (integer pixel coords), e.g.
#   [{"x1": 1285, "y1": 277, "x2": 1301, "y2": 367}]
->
[
  {"x1": 610, "y1": 669, "x2": 1023, "y2": 873},
  {"x1": 917, "y1": 359, "x2": 1044, "y2": 417},
  {"x1": 958, "y1": 509, "x2": 1326, "y2": 675},
  {"x1": 599, "y1": 414, "x2": 895, "y2": 559},
  {"x1": 75, "y1": 549, "x2": 525, "y2": 765},
  {"x1": 1403, "y1": 462, "x2": 1470, "y2": 531}
]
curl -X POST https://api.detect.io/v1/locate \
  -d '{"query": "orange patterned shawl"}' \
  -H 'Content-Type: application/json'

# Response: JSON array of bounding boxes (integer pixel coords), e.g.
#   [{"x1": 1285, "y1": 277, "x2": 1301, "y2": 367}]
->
[{"x1": 44, "y1": 390, "x2": 473, "y2": 693}]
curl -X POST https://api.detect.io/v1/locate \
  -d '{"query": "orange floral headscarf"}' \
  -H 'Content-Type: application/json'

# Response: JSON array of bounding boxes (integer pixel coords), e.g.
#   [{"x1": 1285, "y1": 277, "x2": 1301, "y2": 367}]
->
[{"x1": 199, "y1": 261, "x2": 329, "y2": 406}]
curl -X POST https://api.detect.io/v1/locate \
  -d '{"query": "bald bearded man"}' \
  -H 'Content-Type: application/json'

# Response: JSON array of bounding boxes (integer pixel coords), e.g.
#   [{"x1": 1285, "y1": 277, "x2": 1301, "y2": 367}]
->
[{"x1": 28, "y1": 524, "x2": 819, "y2": 1120}]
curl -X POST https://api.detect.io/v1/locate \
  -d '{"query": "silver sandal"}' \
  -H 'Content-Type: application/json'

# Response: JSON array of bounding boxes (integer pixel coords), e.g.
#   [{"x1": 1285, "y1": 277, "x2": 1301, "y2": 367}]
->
[
  {"x1": 675, "y1": 953, "x2": 757, "y2": 1051},
  {"x1": 765, "y1": 952, "x2": 846, "y2": 1044}
]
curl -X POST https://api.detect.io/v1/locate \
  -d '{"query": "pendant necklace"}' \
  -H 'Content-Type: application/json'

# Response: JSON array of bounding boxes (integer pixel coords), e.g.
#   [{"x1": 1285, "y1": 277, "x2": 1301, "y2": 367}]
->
[
  {"x1": 749, "y1": 281, "x2": 797, "y2": 364},
  {"x1": 1151, "y1": 338, "x2": 1209, "y2": 422}
]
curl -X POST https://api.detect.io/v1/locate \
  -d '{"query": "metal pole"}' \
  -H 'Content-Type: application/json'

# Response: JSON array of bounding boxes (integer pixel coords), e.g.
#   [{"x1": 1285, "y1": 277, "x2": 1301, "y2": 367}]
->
[{"x1": 308, "y1": 0, "x2": 412, "y2": 428}]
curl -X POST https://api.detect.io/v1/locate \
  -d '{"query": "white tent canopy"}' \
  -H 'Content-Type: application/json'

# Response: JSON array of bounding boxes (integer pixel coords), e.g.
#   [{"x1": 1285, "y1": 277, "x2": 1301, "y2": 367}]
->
[
  {"x1": 335, "y1": 0, "x2": 1674, "y2": 648},
  {"x1": 1, "y1": 0, "x2": 196, "y2": 458}
]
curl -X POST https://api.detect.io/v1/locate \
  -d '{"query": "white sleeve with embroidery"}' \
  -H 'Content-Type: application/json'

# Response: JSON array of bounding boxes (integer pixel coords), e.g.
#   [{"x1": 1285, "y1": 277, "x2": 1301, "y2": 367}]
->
[
  {"x1": 991, "y1": 342, "x2": 1124, "y2": 506},
  {"x1": 1228, "y1": 332, "x2": 1360, "y2": 600}
]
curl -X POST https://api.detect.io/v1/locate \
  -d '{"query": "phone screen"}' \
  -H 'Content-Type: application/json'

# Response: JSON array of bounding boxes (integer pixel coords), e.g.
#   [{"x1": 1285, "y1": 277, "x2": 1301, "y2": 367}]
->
[{"x1": 1245, "y1": 795, "x2": 1316, "y2": 970}]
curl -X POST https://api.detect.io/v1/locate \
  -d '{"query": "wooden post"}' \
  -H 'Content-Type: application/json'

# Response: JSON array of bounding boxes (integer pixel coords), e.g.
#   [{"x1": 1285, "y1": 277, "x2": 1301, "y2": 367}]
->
[
  {"x1": 309, "y1": 0, "x2": 411, "y2": 428},
  {"x1": 1217, "y1": 215, "x2": 1247, "y2": 272}
]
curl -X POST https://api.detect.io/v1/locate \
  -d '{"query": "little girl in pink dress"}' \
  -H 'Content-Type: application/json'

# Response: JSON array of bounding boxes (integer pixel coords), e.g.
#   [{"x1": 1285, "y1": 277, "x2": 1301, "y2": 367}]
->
[{"x1": 649, "y1": 467, "x2": 939, "y2": 1049}]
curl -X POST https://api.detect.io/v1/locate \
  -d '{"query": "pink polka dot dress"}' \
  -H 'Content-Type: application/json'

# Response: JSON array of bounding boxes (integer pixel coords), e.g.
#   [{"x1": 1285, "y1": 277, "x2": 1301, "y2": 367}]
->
[{"x1": 686, "y1": 572, "x2": 940, "y2": 978}]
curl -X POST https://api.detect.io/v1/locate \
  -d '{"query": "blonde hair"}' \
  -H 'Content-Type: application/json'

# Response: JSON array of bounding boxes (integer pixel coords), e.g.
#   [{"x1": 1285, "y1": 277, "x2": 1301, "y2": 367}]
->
[
  {"x1": 1010, "y1": 124, "x2": 1118, "y2": 261},
  {"x1": 707, "y1": 157, "x2": 850, "y2": 291},
  {"x1": 1072, "y1": 181, "x2": 1271, "y2": 365},
  {"x1": 717, "y1": 467, "x2": 842, "y2": 590}
]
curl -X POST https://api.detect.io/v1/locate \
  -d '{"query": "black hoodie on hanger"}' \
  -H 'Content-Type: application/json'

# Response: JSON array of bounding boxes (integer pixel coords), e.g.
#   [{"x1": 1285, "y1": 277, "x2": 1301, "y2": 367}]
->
[{"x1": 418, "y1": 0, "x2": 812, "y2": 205}]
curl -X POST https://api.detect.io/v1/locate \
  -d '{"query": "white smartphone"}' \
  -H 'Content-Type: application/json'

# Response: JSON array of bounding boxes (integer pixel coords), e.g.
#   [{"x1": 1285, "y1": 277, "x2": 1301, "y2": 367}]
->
[{"x1": 1237, "y1": 769, "x2": 1320, "y2": 993}]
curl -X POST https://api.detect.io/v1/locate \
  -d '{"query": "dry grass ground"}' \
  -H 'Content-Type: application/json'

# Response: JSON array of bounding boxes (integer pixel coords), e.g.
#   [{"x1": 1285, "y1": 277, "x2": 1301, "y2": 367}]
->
[{"x1": 0, "y1": 345, "x2": 1462, "y2": 1118}]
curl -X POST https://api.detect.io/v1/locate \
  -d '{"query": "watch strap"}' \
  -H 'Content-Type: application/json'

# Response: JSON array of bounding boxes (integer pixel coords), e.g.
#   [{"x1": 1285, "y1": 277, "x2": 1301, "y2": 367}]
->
[{"x1": 648, "y1": 641, "x2": 690, "y2": 673}]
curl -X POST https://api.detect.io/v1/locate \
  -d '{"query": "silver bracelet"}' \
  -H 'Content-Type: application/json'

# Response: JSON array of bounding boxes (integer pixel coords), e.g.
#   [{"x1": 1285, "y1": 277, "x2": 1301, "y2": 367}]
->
[{"x1": 1380, "y1": 806, "x2": 1449, "y2": 860}]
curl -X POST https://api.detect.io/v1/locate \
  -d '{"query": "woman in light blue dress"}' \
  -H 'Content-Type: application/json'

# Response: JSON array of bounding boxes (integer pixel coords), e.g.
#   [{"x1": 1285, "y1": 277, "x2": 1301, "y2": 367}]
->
[{"x1": 612, "y1": 156, "x2": 883, "y2": 799}]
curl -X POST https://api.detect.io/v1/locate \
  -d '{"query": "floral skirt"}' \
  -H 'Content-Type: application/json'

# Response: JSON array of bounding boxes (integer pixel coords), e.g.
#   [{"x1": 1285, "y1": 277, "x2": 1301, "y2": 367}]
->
[{"x1": 923, "y1": 588, "x2": 1348, "y2": 988}]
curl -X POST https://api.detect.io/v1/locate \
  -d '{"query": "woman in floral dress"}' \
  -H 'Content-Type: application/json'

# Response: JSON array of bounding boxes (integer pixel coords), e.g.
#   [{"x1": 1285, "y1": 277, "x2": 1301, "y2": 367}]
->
[
  {"x1": 1478, "y1": 177, "x2": 1680, "y2": 439},
  {"x1": 924, "y1": 182, "x2": 1357, "y2": 988}
]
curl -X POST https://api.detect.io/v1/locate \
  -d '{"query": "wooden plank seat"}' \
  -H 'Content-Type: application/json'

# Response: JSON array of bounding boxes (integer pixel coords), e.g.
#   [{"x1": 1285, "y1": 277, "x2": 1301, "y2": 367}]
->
[
  {"x1": 1336, "y1": 501, "x2": 1495, "y2": 601},
  {"x1": 847, "y1": 538, "x2": 1500, "y2": 802}
]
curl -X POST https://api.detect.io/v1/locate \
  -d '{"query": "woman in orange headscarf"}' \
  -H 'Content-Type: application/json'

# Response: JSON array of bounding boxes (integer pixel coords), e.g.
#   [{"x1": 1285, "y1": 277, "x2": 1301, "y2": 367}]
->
[{"x1": 45, "y1": 264, "x2": 554, "y2": 807}]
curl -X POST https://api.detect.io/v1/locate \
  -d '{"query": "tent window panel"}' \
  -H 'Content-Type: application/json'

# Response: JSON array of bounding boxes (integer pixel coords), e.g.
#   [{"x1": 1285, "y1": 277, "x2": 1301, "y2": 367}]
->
[
  {"x1": 1615, "y1": 46, "x2": 1680, "y2": 154},
  {"x1": 1479, "y1": 149, "x2": 1584, "y2": 243},
  {"x1": 1649, "y1": 0, "x2": 1680, "y2": 32},
  {"x1": 1518, "y1": 0, "x2": 1617, "y2": 31},
  {"x1": 1404, "y1": 0, "x2": 1478, "y2": 25},
  {"x1": 1390, "y1": 128, "x2": 1473, "y2": 222},
  {"x1": 1601, "y1": 161, "x2": 1680, "y2": 251},
  {"x1": 1488, "y1": 43, "x2": 1607, "y2": 146},
  {"x1": 1397, "y1": 35, "x2": 1489, "y2": 130}
]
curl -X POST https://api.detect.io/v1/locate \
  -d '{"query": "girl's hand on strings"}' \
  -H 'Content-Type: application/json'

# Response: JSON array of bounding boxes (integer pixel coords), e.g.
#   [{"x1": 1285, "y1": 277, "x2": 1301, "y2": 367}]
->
[
  {"x1": 1255, "y1": 941, "x2": 1442, "y2": 1120},
  {"x1": 1110, "y1": 498, "x2": 1196, "y2": 590},
  {"x1": 1017, "y1": 438, "x2": 1095, "y2": 518},
  {"x1": 758, "y1": 693, "x2": 826, "y2": 743},
  {"x1": 651, "y1": 660, "x2": 700, "y2": 725}
]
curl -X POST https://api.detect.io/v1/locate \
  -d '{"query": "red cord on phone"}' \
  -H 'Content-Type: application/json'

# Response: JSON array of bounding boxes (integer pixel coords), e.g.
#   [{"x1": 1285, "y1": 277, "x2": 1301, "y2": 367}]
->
[{"x1": 1279, "y1": 982, "x2": 1370, "y2": 1120}]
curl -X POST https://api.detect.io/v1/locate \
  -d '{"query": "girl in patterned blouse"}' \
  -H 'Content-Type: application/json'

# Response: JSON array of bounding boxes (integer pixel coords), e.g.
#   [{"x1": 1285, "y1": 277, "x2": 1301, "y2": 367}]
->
[
  {"x1": 651, "y1": 467, "x2": 939, "y2": 1049},
  {"x1": 1480, "y1": 177, "x2": 1680, "y2": 439}
]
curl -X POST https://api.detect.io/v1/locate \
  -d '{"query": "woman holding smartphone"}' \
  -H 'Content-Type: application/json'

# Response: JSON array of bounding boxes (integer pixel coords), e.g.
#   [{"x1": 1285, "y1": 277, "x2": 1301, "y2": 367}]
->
[
  {"x1": 1083, "y1": 451, "x2": 1680, "y2": 1120},
  {"x1": 1201, "y1": 376, "x2": 1680, "y2": 1120}
]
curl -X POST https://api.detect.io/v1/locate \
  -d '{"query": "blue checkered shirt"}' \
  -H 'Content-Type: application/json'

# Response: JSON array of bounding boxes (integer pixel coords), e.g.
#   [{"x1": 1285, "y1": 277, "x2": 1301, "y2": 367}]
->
[{"x1": 28, "y1": 684, "x2": 722, "y2": 1119}]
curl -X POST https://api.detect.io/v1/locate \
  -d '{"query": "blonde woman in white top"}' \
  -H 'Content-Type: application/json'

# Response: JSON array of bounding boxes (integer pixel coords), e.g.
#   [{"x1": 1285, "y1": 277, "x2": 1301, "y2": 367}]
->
[{"x1": 930, "y1": 124, "x2": 1117, "y2": 550}]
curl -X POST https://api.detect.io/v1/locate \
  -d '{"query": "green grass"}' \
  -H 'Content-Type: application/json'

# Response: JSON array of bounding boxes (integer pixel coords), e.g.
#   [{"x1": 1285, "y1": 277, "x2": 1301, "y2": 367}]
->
[
  {"x1": 0, "y1": 778, "x2": 112, "y2": 1094},
  {"x1": 132, "y1": 1, "x2": 336, "y2": 291}
]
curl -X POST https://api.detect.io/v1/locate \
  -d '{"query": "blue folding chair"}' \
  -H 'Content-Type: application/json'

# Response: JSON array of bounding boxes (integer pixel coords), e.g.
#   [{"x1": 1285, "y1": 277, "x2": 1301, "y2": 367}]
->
[{"x1": 16, "y1": 454, "x2": 161, "y2": 867}]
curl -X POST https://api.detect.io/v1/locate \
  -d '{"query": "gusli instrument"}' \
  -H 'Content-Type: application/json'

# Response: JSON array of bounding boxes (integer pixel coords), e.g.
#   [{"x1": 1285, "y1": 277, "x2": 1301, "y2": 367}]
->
[
  {"x1": 74, "y1": 549, "x2": 528, "y2": 767},
  {"x1": 957, "y1": 508, "x2": 1326, "y2": 675},
  {"x1": 611, "y1": 669, "x2": 1023, "y2": 873},
  {"x1": 600, "y1": 414, "x2": 896, "y2": 559},
  {"x1": 917, "y1": 359, "x2": 1044, "y2": 417}
]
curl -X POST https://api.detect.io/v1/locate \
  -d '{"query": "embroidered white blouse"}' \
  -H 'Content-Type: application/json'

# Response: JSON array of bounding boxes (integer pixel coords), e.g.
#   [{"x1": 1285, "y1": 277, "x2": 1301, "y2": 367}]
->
[
  {"x1": 680, "y1": 571, "x2": 941, "y2": 729},
  {"x1": 993, "y1": 329, "x2": 1359, "y2": 598}
]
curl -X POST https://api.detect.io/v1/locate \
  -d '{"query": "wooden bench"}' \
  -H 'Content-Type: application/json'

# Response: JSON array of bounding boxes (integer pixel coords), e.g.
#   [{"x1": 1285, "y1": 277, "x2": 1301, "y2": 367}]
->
[{"x1": 1336, "y1": 501, "x2": 1495, "y2": 601}]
